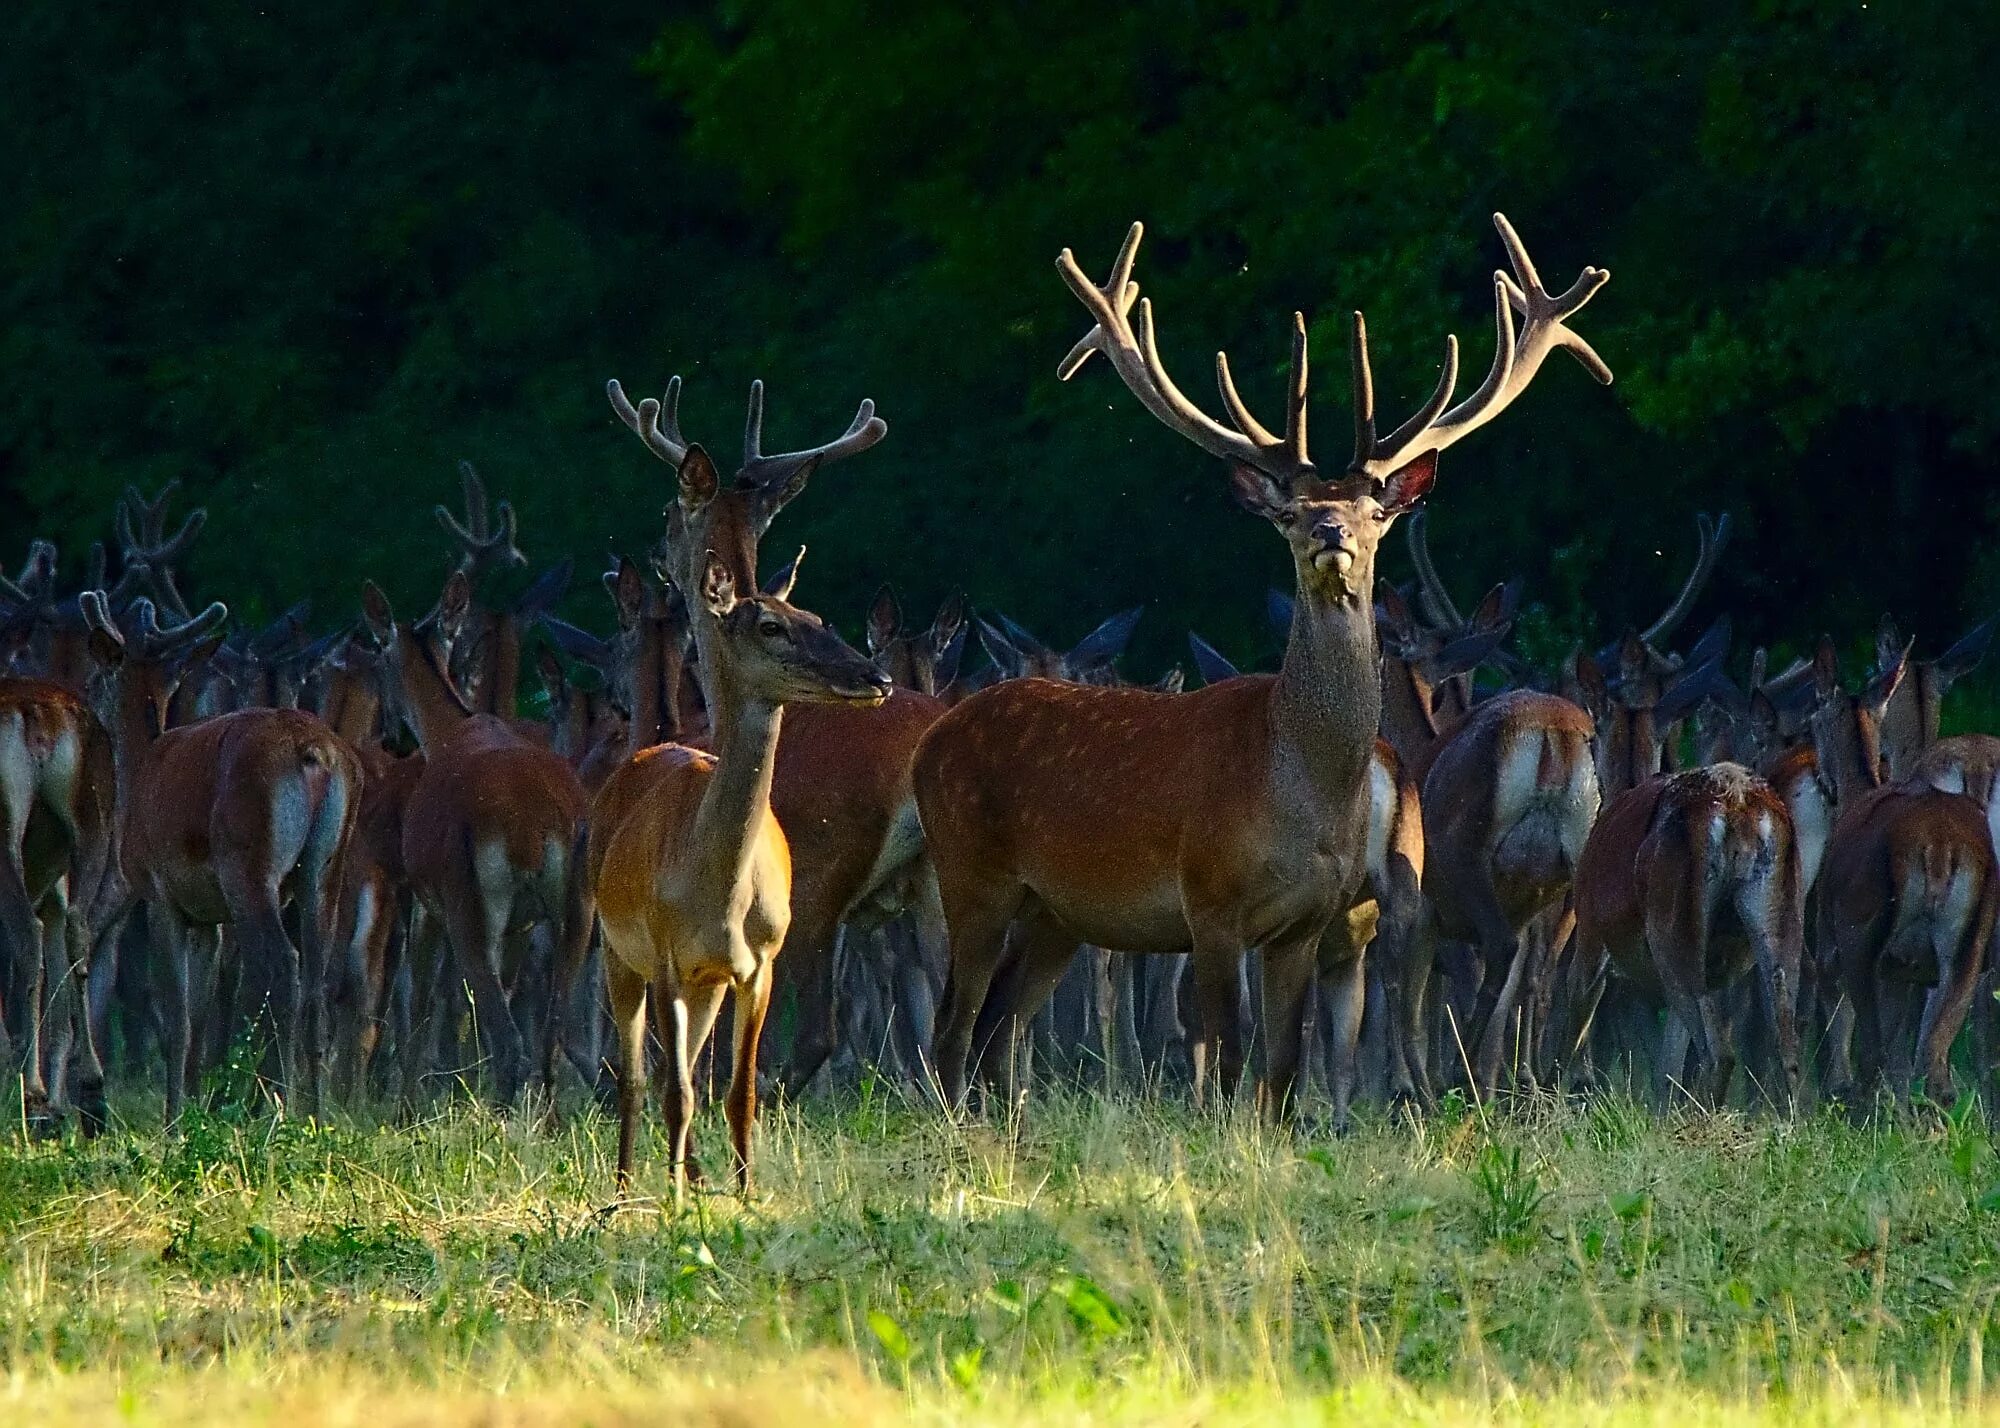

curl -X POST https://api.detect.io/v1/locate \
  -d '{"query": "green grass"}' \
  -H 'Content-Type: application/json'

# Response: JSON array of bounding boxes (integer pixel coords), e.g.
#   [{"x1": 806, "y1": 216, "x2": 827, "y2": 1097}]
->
[{"x1": 5, "y1": 1084, "x2": 2000, "y2": 1424}]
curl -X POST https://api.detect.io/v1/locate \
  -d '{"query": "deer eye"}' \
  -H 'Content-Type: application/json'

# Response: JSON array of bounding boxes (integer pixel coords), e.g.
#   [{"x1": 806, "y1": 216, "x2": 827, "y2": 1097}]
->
[
  {"x1": 1277, "y1": 511, "x2": 1298, "y2": 528},
  {"x1": 758, "y1": 619, "x2": 784, "y2": 638}
]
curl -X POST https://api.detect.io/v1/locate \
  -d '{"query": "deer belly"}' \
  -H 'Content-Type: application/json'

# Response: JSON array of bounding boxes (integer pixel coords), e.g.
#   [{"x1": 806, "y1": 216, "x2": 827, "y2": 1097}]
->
[{"x1": 1027, "y1": 874, "x2": 1191, "y2": 955}]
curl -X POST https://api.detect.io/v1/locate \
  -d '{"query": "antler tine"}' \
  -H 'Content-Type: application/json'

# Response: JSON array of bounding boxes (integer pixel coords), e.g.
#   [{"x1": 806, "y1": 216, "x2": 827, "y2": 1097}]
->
[
  {"x1": 78, "y1": 589, "x2": 118, "y2": 641},
  {"x1": 1406, "y1": 508, "x2": 1467, "y2": 631},
  {"x1": 737, "y1": 380, "x2": 887, "y2": 489},
  {"x1": 1356, "y1": 214, "x2": 1608, "y2": 480},
  {"x1": 460, "y1": 460, "x2": 491, "y2": 538},
  {"x1": 1348, "y1": 311, "x2": 1376, "y2": 470},
  {"x1": 606, "y1": 377, "x2": 691, "y2": 469},
  {"x1": 1640, "y1": 512, "x2": 1733, "y2": 647},
  {"x1": 1057, "y1": 224, "x2": 1315, "y2": 482},
  {"x1": 0, "y1": 570, "x2": 27, "y2": 607},
  {"x1": 140, "y1": 598, "x2": 228, "y2": 655}
]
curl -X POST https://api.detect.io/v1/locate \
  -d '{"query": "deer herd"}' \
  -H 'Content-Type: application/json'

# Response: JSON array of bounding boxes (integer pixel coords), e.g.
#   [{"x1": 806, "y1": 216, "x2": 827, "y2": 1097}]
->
[{"x1": 3, "y1": 213, "x2": 1998, "y2": 1201}]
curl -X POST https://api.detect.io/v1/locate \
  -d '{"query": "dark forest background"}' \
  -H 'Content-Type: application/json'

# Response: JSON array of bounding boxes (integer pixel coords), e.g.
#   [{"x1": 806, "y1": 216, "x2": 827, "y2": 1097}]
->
[{"x1": 4, "y1": 2, "x2": 1997, "y2": 686}]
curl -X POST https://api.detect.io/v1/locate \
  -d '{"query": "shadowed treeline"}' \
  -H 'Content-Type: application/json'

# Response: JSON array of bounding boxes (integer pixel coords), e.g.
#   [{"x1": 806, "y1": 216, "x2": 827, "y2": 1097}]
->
[{"x1": 4, "y1": 2, "x2": 1996, "y2": 684}]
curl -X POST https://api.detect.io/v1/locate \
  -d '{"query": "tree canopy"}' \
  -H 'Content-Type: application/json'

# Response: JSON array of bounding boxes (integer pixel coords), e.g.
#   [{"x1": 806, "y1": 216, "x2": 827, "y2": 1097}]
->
[{"x1": 5, "y1": 1, "x2": 1996, "y2": 683}]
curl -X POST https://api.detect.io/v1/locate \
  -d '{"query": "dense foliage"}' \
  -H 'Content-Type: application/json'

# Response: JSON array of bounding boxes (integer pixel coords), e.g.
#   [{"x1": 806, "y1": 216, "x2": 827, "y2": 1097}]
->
[{"x1": 5, "y1": 2, "x2": 1996, "y2": 680}]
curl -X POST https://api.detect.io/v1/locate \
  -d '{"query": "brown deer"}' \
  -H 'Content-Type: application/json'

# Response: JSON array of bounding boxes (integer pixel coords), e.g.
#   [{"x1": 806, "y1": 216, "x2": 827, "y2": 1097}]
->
[
  {"x1": 1569, "y1": 763, "x2": 1803, "y2": 1107},
  {"x1": 1874, "y1": 613, "x2": 1998, "y2": 781},
  {"x1": 0, "y1": 674, "x2": 115, "y2": 1131},
  {"x1": 603, "y1": 372, "x2": 951, "y2": 1099},
  {"x1": 1810, "y1": 639, "x2": 1997, "y2": 1108},
  {"x1": 82, "y1": 594, "x2": 362, "y2": 1119},
  {"x1": 359, "y1": 573, "x2": 595, "y2": 1105},
  {"x1": 590, "y1": 531, "x2": 889, "y2": 1199},
  {"x1": 867, "y1": 588, "x2": 968, "y2": 698},
  {"x1": 915, "y1": 213, "x2": 1611, "y2": 1114}
]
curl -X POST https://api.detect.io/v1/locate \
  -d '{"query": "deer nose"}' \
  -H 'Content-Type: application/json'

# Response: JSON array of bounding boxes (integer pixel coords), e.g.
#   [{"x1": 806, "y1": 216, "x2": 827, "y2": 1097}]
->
[{"x1": 1312, "y1": 517, "x2": 1354, "y2": 549}]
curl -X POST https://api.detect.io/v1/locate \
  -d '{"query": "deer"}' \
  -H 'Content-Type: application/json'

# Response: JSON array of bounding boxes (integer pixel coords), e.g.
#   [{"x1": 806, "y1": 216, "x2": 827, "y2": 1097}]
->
[
  {"x1": 914, "y1": 212, "x2": 1612, "y2": 1117},
  {"x1": 1569, "y1": 763, "x2": 1803, "y2": 1108},
  {"x1": 592, "y1": 529, "x2": 888, "y2": 1200},
  {"x1": 359, "y1": 572, "x2": 595, "y2": 1106},
  {"x1": 867, "y1": 588, "x2": 968, "y2": 699},
  {"x1": 1809, "y1": 639, "x2": 1997, "y2": 1110},
  {"x1": 0, "y1": 672, "x2": 115, "y2": 1132},
  {"x1": 603, "y1": 371, "x2": 953, "y2": 1100},
  {"x1": 1184, "y1": 630, "x2": 1428, "y2": 1122},
  {"x1": 81, "y1": 594, "x2": 362, "y2": 1119},
  {"x1": 1874, "y1": 612, "x2": 1998, "y2": 781}
]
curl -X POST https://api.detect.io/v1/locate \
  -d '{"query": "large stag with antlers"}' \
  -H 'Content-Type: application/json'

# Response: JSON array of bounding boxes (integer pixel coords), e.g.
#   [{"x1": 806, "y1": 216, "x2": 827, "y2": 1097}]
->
[
  {"x1": 604, "y1": 371, "x2": 950, "y2": 1097},
  {"x1": 914, "y1": 213, "x2": 1612, "y2": 1113}
]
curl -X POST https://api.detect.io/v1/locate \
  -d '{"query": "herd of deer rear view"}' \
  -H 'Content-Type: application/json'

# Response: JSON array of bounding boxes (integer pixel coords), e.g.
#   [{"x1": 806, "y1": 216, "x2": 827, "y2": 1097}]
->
[{"x1": 5, "y1": 213, "x2": 1998, "y2": 1203}]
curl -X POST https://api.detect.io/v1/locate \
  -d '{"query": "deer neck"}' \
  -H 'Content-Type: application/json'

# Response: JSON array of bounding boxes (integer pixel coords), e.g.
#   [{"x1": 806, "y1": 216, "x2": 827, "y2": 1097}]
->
[
  {"x1": 321, "y1": 670, "x2": 381, "y2": 749},
  {"x1": 469, "y1": 607, "x2": 521, "y2": 719},
  {"x1": 1377, "y1": 655, "x2": 1441, "y2": 767},
  {"x1": 1270, "y1": 569, "x2": 1380, "y2": 813},
  {"x1": 109, "y1": 674, "x2": 170, "y2": 817},
  {"x1": 687, "y1": 616, "x2": 783, "y2": 897},
  {"x1": 393, "y1": 640, "x2": 472, "y2": 754}
]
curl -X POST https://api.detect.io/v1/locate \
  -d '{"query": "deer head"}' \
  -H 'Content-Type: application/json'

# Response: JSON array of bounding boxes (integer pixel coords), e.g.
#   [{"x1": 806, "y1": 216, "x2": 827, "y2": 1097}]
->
[
  {"x1": 867, "y1": 587, "x2": 967, "y2": 697},
  {"x1": 78, "y1": 592, "x2": 229, "y2": 741},
  {"x1": 695, "y1": 551, "x2": 889, "y2": 711},
  {"x1": 974, "y1": 606, "x2": 1144, "y2": 685},
  {"x1": 1809, "y1": 636, "x2": 1908, "y2": 802},
  {"x1": 1056, "y1": 214, "x2": 1610, "y2": 612},
  {"x1": 359, "y1": 573, "x2": 476, "y2": 746},
  {"x1": 605, "y1": 380, "x2": 886, "y2": 596}
]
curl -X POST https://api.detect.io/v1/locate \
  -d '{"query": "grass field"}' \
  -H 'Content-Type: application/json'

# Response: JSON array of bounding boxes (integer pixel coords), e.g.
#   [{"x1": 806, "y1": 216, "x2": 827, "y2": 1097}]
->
[{"x1": 5, "y1": 1078, "x2": 2000, "y2": 1425}]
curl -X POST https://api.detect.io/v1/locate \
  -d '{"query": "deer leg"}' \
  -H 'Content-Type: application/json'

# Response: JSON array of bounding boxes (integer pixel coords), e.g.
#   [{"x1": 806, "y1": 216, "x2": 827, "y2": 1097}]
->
[
  {"x1": 148, "y1": 901, "x2": 195, "y2": 1123},
  {"x1": 1314, "y1": 922, "x2": 1368, "y2": 1133},
  {"x1": 544, "y1": 846, "x2": 597, "y2": 1099},
  {"x1": 1654, "y1": 1007, "x2": 1695, "y2": 1110},
  {"x1": 607, "y1": 957, "x2": 648, "y2": 1194},
  {"x1": 59, "y1": 900, "x2": 107, "y2": 1135},
  {"x1": 1188, "y1": 946, "x2": 1246, "y2": 1111},
  {"x1": 439, "y1": 888, "x2": 525, "y2": 1105},
  {"x1": 1916, "y1": 894, "x2": 1992, "y2": 1107},
  {"x1": 663, "y1": 982, "x2": 728, "y2": 1208},
  {"x1": 773, "y1": 877, "x2": 845, "y2": 1099},
  {"x1": 970, "y1": 904, "x2": 1079, "y2": 1109},
  {"x1": 931, "y1": 875, "x2": 1026, "y2": 1109},
  {"x1": 1258, "y1": 934, "x2": 1321, "y2": 1123},
  {"x1": 727, "y1": 963, "x2": 774, "y2": 1197},
  {"x1": 1741, "y1": 887, "x2": 1803, "y2": 1114}
]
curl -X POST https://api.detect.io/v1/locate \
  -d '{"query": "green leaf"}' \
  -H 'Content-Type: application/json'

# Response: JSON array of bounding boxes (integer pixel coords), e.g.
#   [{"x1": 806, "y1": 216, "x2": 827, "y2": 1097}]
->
[
  {"x1": 866, "y1": 1309, "x2": 911, "y2": 1363},
  {"x1": 1612, "y1": 1191, "x2": 1651, "y2": 1221},
  {"x1": 1389, "y1": 1195, "x2": 1439, "y2": 1223},
  {"x1": 1057, "y1": 1274, "x2": 1127, "y2": 1338},
  {"x1": 948, "y1": 1345, "x2": 984, "y2": 1389}
]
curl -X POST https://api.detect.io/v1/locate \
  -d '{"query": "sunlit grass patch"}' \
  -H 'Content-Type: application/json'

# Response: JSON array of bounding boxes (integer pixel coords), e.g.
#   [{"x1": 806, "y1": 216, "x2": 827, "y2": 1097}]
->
[{"x1": 2, "y1": 1087, "x2": 1999, "y2": 1422}]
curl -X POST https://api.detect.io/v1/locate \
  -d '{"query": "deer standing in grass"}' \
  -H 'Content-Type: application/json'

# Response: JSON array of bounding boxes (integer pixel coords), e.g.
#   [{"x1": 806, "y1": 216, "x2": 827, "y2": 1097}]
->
[
  {"x1": 604, "y1": 372, "x2": 951, "y2": 1099},
  {"x1": 591, "y1": 521, "x2": 889, "y2": 1198},
  {"x1": 0, "y1": 672, "x2": 114, "y2": 1131},
  {"x1": 1569, "y1": 763, "x2": 1803, "y2": 1107},
  {"x1": 360, "y1": 573, "x2": 595, "y2": 1105},
  {"x1": 1809, "y1": 640, "x2": 1997, "y2": 1108},
  {"x1": 916, "y1": 213, "x2": 1612, "y2": 1114},
  {"x1": 83, "y1": 594, "x2": 361, "y2": 1119}
]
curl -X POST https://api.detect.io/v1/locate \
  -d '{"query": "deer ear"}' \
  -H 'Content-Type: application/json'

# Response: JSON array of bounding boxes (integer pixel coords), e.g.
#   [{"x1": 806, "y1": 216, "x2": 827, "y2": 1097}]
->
[
  {"x1": 931, "y1": 592, "x2": 965, "y2": 653},
  {"x1": 1375, "y1": 581, "x2": 1416, "y2": 637},
  {"x1": 1573, "y1": 651, "x2": 1609, "y2": 712},
  {"x1": 1470, "y1": 581, "x2": 1518, "y2": 633},
  {"x1": 438, "y1": 571, "x2": 472, "y2": 640},
  {"x1": 1378, "y1": 451, "x2": 1438, "y2": 513},
  {"x1": 679, "y1": 444, "x2": 721, "y2": 510},
  {"x1": 360, "y1": 581, "x2": 395, "y2": 648},
  {"x1": 612, "y1": 557, "x2": 646, "y2": 630},
  {"x1": 764, "y1": 546, "x2": 805, "y2": 603},
  {"x1": 762, "y1": 454, "x2": 821, "y2": 518},
  {"x1": 867, "y1": 585, "x2": 901, "y2": 654},
  {"x1": 1750, "y1": 689, "x2": 1780, "y2": 735},
  {"x1": 1227, "y1": 464, "x2": 1293, "y2": 523},
  {"x1": 1813, "y1": 635, "x2": 1843, "y2": 700},
  {"x1": 700, "y1": 551, "x2": 737, "y2": 618},
  {"x1": 1864, "y1": 639, "x2": 1911, "y2": 718}
]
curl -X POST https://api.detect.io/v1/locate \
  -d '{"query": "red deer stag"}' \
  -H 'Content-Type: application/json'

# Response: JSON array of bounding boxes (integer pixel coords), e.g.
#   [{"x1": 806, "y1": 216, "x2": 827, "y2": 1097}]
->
[
  {"x1": 603, "y1": 372, "x2": 950, "y2": 1097},
  {"x1": 82, "y1": 594, "x2": 362, "y2": 1119},
  {"x1": 1810, "y1": 639, "x2": 1997, "y2": 1109},
  {"x1": 590, "y1": 532, "x2": 889, "y2": 1198},
  {"x1": 359, "y1": 574, "x2": 595, "y2": 1105},
  {"x1": 915, "y1": 213, "x2": 1612, "y2": 1114}
]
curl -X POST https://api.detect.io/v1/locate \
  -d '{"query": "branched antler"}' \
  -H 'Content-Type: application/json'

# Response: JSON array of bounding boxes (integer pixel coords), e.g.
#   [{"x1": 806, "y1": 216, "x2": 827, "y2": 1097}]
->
[
  {"x1": 436, "y1": 462, "x2": 526, "y2": 576},
  {"x1": 1058, "y1": 214, "x2": 1611, "y2": 487},
  {"x1": 116, "y1": 482, "x2": 208, "y2": 619}
]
